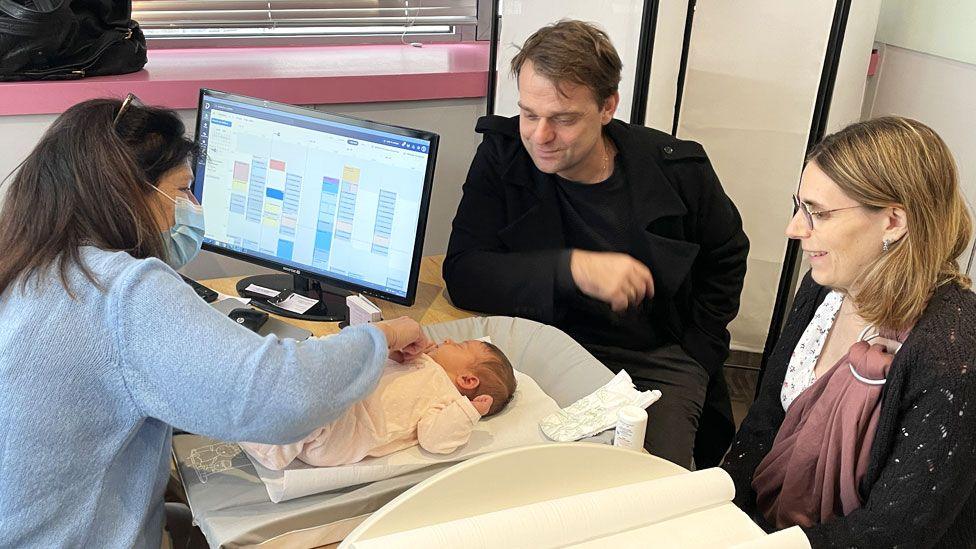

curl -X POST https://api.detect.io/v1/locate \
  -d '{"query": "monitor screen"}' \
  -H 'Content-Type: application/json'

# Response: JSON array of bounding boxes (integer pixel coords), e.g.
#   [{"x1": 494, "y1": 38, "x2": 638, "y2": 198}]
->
[{"x1": 192, "y1": 89, "x2": 438, "y2": 305}]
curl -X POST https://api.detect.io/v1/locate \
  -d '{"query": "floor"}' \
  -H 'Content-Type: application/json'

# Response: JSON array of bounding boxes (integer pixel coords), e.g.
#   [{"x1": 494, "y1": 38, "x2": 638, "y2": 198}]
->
[{"x1": 724, "y1": 350, "x2": 762, "y2": 428}]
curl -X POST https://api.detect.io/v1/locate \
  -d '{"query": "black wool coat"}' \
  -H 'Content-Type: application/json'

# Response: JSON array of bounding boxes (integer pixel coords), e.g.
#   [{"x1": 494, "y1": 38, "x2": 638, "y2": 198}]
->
[{"x1": 443, "y1": 115, "x2": 750, "y2": 464}]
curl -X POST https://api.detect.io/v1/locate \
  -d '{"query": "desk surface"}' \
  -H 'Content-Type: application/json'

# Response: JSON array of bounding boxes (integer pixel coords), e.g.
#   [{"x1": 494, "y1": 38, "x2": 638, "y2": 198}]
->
[{"x1": 201, "y1": 255, "x2": 475, "y2": 337}]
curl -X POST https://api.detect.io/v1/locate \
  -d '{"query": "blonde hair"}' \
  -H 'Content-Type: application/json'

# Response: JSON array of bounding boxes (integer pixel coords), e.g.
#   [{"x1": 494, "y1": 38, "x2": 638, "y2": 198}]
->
[
  {"x1": 808, "y1": 116, "x2": 972, "y2": 330},
  {"x1": 477, "y1": 343, "x2": 517, "y2": 416}
]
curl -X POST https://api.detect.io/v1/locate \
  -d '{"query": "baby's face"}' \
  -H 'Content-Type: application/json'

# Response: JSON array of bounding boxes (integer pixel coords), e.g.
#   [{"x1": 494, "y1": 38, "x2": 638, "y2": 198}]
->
[{"x1": 427, "y1": 339, "x2": 492, "y2": 386}]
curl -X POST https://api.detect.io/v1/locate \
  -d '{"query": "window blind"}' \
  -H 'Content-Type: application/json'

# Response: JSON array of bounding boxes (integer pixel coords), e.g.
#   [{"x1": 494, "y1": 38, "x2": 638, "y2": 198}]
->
[{"x1": 132, "y1": 0, "x2": 479, "y2": 32}]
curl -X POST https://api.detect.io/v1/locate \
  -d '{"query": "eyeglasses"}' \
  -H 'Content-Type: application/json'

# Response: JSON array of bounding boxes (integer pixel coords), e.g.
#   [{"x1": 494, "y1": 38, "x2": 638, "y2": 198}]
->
[
  {"x1": 113, "y1": 93, "x2": 144, "y2": 127},
  {"x1": 792, "y1": 194, "x2": 863, "y2": 231}
]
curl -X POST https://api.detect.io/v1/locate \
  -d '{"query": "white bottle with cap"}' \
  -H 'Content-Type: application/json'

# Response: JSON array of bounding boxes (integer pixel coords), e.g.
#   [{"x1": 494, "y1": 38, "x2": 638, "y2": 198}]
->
[{"x1": 613, "y1": 405, "x2": 649, "y2": 451}]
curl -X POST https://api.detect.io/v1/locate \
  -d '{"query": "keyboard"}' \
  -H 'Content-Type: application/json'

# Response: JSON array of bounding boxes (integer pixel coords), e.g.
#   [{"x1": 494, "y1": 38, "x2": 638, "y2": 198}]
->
[{"x1": 180, "y1": 274, "x2": 219, "y2": 303}]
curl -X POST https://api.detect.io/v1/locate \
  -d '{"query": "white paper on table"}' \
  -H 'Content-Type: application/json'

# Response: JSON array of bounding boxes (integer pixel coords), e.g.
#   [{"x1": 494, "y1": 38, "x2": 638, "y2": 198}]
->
[
  {"x1": 571, "y1": 504, "x2": 767, "y2": 548},
  {"x1": 216, "y1": 295, "x2": 251, "y2": 306},
  {"x1": 244, "y1": 284, "x2": 280, "y2": 298},
  {"x1": 728, "y1": 526, "x2": 811, "y2": 549},
  {"x1": 346, "y1": 468, "x2": 748, "y2": 549},
  {"x1": 275, "y1": 293, "x2": 319, "y2": 314},
  {"x1": 345, "y1": 467, "x2": 808, "y2": 549}
]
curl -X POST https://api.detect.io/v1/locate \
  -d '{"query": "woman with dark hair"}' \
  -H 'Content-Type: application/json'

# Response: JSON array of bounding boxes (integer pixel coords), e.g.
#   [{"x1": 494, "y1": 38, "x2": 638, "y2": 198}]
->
[
  {"x1": 0, "y1": 97, "x2": 432, "y2": 548},
  {"x1": 723, "y1": 117, "x2": 976, "y2": 547}
]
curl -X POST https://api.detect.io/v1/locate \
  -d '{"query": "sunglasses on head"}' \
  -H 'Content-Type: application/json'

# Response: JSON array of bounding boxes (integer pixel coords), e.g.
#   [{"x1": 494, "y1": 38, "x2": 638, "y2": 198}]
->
[{"x1": 113, "y1": 93, "x2": 144, "y2": 128}]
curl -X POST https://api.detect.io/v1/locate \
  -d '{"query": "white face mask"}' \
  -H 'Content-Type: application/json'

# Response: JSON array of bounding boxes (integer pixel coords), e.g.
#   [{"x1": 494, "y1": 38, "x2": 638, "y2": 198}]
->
[{"x1": 154, "y1": 187, "x2": 206, "y2": 270}]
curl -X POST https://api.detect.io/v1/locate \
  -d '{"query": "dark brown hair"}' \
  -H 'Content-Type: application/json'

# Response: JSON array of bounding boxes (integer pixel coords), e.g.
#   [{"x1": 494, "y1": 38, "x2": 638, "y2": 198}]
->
[
  {"x1": 510, "y1": 19, "x2": 622, "y2": 106},
  {"x1": 0, "y1": 98, "x2": 195, "y2": 297},
  {"x1": 477, "y1": 342, "x2": 518, "y2": 416}
]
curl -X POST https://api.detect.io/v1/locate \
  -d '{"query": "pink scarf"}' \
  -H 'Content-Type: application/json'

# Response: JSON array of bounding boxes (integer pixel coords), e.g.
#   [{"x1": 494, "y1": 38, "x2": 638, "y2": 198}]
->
[{"x1": 752, "y1": 329, "x2": 908, "y2": 528}]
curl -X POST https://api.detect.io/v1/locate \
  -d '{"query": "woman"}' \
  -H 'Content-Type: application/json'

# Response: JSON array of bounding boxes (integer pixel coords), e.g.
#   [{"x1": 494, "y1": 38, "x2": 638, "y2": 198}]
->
[
  {"x1": 0, "y1": 98, "x2": 431, "y2": 547},
  {"x1": 723, "y1": 117, "x2": 975, "y2": 547}
]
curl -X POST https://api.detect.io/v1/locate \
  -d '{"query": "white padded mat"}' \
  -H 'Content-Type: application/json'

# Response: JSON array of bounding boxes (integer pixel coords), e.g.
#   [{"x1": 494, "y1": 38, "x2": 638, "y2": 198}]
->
[
  {"x1": 173, "y1": 316, "x2": 615, "y2": 547},
  {"x1": 244, "y1": 369, "x2": 560, "y2": 502}
]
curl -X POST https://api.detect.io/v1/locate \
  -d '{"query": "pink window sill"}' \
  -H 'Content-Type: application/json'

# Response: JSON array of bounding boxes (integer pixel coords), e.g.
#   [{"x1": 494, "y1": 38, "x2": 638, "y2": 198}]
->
[{"x1": 0, "y1": 42, "x2": 489, "y2": 116}]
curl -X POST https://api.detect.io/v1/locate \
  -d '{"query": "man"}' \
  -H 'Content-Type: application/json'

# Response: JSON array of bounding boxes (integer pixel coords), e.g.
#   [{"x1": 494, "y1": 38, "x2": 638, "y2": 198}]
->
[{"x1": 443, "y1": 20, "x2": 749, "y2": 467}]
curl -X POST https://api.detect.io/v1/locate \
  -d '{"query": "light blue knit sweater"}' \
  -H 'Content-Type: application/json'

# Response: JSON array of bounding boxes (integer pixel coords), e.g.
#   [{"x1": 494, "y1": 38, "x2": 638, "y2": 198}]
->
[{"x1": 0, "y1": 247, "x2": 388, "y2": 548}]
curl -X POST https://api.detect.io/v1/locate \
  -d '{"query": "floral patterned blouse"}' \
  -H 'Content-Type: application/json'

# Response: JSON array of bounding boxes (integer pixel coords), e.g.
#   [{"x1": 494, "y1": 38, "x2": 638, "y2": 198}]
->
[{"x1": 780, "y1": 290, "x2": 844, "y2": 411}]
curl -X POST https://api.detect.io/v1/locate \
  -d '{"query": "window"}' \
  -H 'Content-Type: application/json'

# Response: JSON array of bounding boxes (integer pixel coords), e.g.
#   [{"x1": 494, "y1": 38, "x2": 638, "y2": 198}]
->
[{"x1": 134, "y1": 0, "x2": 482, "y2": 46}]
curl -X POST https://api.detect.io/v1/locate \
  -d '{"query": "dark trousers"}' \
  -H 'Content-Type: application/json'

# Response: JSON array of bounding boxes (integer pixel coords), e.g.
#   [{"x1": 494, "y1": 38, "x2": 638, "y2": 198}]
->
[{"x1": 586, "y1": 343, "x2": 709, "y2": 469}]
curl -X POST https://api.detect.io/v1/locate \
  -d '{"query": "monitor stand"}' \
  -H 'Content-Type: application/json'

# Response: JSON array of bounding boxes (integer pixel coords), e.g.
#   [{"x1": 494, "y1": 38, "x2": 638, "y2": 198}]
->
[{"x1": 236, "y1": 273, "x2": 349, "y2": 322}]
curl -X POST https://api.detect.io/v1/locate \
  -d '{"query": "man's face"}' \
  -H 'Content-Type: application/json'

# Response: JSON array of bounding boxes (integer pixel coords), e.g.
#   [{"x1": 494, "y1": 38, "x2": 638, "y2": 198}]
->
[{"x1": 517, "y1": 60, "x2": 618, "y2": 182}]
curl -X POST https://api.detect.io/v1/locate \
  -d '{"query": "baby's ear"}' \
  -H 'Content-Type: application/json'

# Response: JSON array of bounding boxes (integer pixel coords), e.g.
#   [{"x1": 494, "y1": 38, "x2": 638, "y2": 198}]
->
[
  {"x1": 456, "y1": 373, "x2": 481, "y2": 391},
  {"x1": 470, "y1": 394, "x2": 493, "y2": 416}
]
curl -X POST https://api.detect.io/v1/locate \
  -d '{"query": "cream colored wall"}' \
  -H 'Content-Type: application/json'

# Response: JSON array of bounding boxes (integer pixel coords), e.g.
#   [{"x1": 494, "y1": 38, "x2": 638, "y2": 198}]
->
[
  {"x1": 675, "y1": 2, "x2": 842, "y2": 353},
  {"x1": 493, "y1": 0, "x2": 645, "y2": 120},
  {"x1": 876, "y1": 0, "x2": 976, "y2": 66},
  {"x1": 0, "y1": 98, "x2": 485, "y2": 280},
  {"x1": 865, "y1": 45, "x2": 976, "y2": 273},
  {"x1": 866, "y1": 0, "x2": 976, "y2": 274},
  {"x1": 642, "y1": 0, "x2": 688, "y2": 133}
]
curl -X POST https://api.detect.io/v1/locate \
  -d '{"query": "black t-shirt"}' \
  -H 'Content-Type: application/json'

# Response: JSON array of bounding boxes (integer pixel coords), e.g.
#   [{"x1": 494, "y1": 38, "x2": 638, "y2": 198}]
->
[
  {"x1": 552, "y1": 158, "x2": 668, "y2": 351},
  {"x1": 554, "y1": 159, "x2": 632, "y2": 252}
]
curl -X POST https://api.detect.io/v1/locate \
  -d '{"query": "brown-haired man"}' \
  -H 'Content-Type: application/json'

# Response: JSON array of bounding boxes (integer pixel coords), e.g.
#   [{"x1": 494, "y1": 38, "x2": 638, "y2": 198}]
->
[{"x1": 443, "y1": 20, "x2": 749, "y2": 468}]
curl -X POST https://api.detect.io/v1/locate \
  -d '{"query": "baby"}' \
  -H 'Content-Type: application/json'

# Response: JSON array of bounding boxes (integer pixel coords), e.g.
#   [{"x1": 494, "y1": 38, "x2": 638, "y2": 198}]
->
[{"x1": 241, "y1": 339, "x2": 517, "y2": 470}]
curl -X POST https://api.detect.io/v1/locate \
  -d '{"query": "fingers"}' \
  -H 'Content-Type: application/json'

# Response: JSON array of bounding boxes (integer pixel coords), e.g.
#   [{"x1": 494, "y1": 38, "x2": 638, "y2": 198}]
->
[
  {"x1": 574, "y1": 252, "x2": 654, "y2": 311},
  {"x1": 375, "y1": 316, "x2": 425, "y2": 351},
  {"x1": 609, "y1": 294, "x2": 629, "y2": 312},
  {"x1": 617, "y1": 261, "x2": 653, "y2": 310},
  {"x1": 402, "y1": 338, "x2": 435, "y2": 357},
  {"x1": 640, "y1": 263, "x2": 655, "y2": 300},
  {"x1": 631, "y1": 275, "x2": 647, "y2": 304},
  {"x1": 398, "y1": 334, "x2": 436, "y2": 362}
]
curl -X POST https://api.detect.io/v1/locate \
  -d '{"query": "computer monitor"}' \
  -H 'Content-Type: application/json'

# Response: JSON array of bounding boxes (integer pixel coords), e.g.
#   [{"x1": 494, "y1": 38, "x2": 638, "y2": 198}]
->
[{"x1": 191, "y1": 89, "x2": 439, "y2": 321}]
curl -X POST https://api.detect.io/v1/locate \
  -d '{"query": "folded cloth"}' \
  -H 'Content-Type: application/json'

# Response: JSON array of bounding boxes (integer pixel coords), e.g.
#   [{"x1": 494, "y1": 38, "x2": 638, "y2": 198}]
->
[{"x1": 540, "y1": 370, "x2": 662, "y2": 442}]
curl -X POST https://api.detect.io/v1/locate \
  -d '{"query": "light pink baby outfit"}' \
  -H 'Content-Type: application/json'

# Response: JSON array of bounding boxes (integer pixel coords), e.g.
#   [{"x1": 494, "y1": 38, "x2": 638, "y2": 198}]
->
[{"x1": 241, "y1": 355, "x2": 481, "y2": 470}]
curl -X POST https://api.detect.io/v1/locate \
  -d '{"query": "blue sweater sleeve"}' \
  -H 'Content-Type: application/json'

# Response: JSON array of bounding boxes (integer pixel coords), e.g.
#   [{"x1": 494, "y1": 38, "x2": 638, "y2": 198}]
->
[{"x1": 109, "y1": 259, "x2": 388, "y2": 444}]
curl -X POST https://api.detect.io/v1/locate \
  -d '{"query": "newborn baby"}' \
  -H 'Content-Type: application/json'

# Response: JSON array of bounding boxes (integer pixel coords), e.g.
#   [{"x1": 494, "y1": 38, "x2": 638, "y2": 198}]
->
[{"x1": 241, "y1": 339, "x2": 517, "y2": 470}]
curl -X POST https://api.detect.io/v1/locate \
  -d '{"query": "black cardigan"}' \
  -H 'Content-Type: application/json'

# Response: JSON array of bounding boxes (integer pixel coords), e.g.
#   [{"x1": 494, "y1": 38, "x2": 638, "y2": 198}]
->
[{"x1": 722, "y1": 273, "x2": 976, "y2": 548}]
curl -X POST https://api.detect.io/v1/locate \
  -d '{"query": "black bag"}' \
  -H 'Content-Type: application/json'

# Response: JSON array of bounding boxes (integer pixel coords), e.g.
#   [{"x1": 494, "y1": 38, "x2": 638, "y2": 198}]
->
[{"x1": 0, "y1": 0, "x2": 147, "y2": 81}]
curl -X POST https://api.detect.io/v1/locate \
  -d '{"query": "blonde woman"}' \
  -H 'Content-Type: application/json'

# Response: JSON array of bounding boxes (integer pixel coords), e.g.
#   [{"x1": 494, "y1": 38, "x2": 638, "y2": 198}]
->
[{"x1": 723, "y1": 117, "x2": 975, "y2": 547}]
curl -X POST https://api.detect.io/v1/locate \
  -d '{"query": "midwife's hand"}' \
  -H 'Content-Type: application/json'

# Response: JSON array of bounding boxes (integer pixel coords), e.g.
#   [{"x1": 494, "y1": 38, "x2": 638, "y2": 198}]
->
[
  {"x1": 374, "y1": 317, "x2": 434, "y2": 363},
  {"x1": 569, "y1": 250, "x2": 655, "y2": 312}
]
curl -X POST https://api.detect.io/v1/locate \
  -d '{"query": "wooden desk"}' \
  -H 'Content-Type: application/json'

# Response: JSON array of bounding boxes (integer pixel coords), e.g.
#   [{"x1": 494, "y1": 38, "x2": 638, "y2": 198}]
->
[{"x1": 201, "y1": 255, "x2": 476, "y2": 336}]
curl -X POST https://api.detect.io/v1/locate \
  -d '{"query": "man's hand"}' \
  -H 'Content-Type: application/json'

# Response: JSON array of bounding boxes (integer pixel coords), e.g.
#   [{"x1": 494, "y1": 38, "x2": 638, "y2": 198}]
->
[
  {"x1": 373, "y1": 317, "x2": 434, "y2": 362},
  {"x1": 569, "y1": 250, "x2": 655, "y2": 312}
]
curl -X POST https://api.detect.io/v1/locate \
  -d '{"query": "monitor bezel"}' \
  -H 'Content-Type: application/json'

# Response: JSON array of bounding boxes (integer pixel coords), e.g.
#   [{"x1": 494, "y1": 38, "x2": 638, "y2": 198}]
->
[{"x1": 191, "y1": 88, "x2": 439, "y2": 307}]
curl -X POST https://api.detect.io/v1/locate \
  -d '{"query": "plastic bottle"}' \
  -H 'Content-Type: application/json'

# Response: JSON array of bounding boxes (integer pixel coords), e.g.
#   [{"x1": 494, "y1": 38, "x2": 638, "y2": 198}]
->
[{"x1": 613, "y1": 405, "x2": 648, "y2": 450}]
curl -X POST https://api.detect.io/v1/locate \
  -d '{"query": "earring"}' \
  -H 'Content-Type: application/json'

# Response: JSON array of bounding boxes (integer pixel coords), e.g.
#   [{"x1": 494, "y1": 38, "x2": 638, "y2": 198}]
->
[{"x1": 882, "y1": 239, "x2": 891, "y2": 253}]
